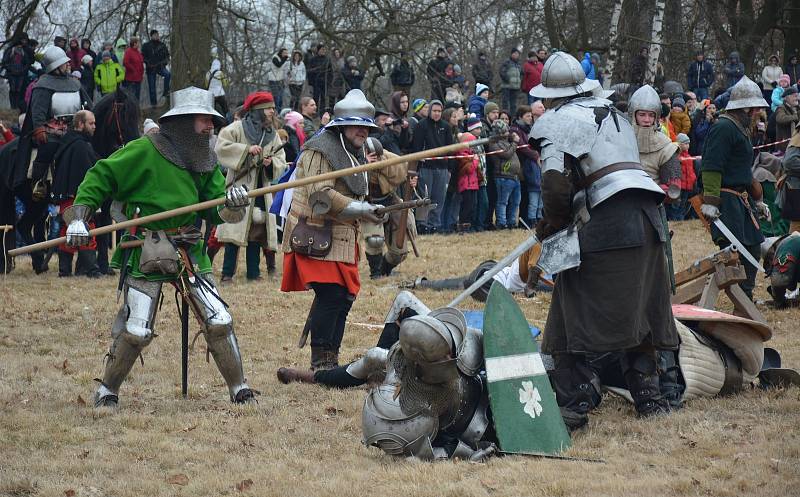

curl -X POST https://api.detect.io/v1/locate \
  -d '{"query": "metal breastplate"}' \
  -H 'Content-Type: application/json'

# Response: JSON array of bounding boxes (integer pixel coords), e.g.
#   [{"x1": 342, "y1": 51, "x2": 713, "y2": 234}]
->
[{"x1": 51, "y1": 91, "x2": 81, "y2": 119}]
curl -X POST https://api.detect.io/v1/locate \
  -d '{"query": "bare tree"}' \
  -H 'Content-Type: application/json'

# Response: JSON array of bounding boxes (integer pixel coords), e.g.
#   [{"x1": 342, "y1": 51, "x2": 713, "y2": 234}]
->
[{"x1": 171, "y1": 0, "x2": 216, "y2": 90}]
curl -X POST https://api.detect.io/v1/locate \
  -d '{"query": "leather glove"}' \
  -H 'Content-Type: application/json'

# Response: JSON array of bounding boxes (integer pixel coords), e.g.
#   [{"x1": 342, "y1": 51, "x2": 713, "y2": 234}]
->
[
  {"x1": 755, "y1": 200, "x2": 771, "y2": 222},
  {"x1": 65, "y1": 220, "x2": 91, "y2": 247},
  {"x1": 339, "y1": 200, "x2": 387, "y2": 224},
  {"x1": 32, "y1": 126, "x2": 48, "y2": 145},
  {"x1": 224, "y1": 185, "x2": 249, "y2": 209},
  {"x1": 700, "y1": 203, "x2": 720, "y2": 221}
]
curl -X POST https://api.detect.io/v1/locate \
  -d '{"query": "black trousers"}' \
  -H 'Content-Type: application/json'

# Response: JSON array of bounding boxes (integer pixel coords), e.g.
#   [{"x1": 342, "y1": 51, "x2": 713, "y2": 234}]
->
[
  {"x1": 16, "y1": 199, "x2": 48, "y2": 271},
  {"x1": 308, "y1": 283, "x2": 354, "y2": 351}
]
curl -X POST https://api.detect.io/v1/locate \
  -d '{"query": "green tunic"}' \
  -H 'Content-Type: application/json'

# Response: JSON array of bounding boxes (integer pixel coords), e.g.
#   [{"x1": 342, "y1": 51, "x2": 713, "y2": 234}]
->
[
  {"x1": 701, "y1": 116, "x2": 764, "y2": 246},
  {"x1": 74, "y1": 137, "x2": 226, "y2": 281}
]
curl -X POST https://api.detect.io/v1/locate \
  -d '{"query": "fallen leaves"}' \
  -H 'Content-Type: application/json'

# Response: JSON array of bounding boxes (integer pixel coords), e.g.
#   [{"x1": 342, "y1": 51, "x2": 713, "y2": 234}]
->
[
  {"x1": 166, "y1": 474, "x2": 189, "y2": 486},
  {"x1": 64, "y1": 490, "x2": 76, "y2": 497},
  {"x1": 235, "y1": 479, "x2": 254, "y2": 492},
  {"x1": 76, "y1": 395, "x2": 86, "y2": 406},
  {"x1": 324, "y1": 406, "x2": 342, "y2": 416}
]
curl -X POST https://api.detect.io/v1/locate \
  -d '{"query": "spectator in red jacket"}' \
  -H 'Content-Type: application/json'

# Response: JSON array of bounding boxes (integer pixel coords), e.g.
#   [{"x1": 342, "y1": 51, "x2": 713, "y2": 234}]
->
[
  {"x1": 66, "y1": 39, "x2": 86, "y2": 73},
  {"x1": 669, "y1": 132, "x2": 696, "y2": 221},
  {"x1": 522, "y1": 50, "x2": 543, "y2": 105},
  {"x1": 0, "y1": 120, "x2": 14, "y2": 145},
  {"x1": 122, "y1": 36, "x2": 144, "y2": 101}
]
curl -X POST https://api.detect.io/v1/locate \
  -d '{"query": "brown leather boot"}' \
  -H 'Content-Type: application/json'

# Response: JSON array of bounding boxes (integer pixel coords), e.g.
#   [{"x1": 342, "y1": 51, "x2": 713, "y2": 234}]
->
[
  {"x1": 310, "y1": 347, "x2": 338, "y2": 371},
  {"x1": 276, "y1": 367, "x2": 316, "y2": 384},
  {"x1": 263, "y1": 249, "x2": 276, "y2": 275}
]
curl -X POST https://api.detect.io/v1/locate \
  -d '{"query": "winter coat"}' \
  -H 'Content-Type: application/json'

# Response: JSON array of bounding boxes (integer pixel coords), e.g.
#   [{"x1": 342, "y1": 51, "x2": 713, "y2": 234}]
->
[
  {"x1": 287, "y1": 60, "x2": 306, "y2": 85},
  {"x1": 411, "y1": 117, "x2": 454, "y2": 170},
  {"x1": 342, "y1": 65, "x2": 364, "y2": 90},
  {"x1": 390, "y1": 60, "x2": 415, "y2": 87},
  {"x1": 207, "y1": 58, "x2": 225, "y2": 97},
  {"x1": 678, "y1": 150, "x2": 697, "y2": 191},
  {"x1": 80, "y1": 63, "x2": 95, "y2": 100},
  {"x1": 487, "y1": 138, "x2": 521, "y2": 180},
  {"x1": 786, "y1": 62, "x2": 800, "y2": 86},
  {"x1": 1, "y1": 44, "x2": 34, "y2": 78},
  {"x1": 510, "y1": 121, "x2": 540, "y2": 191},
  {"x1": 670, "y1": 109, "x2": 691, "y2": 136},
  {"x1": 93, "y1": 60, "x2": 124, "y2": 94},
  {"x1": 66, "y1": 43, "x2": 86, "y2": 73},
  {"x1": 522, "y1": 59, "x2": 543, "y2": 93},
  {"x1": 775, "y1": 104, "x2": 799, "y2": 152},
  {"x1": 687, "y1": 60, "x2": 714, "y2": 89},
  {"x1": 467, "y1": 94, "x2": 488, "y2": 120},
  {"x1": 581, "y1": 53, "x2": 596, "y2": 80},
  {"x1": 723, "y1": 52, "x2": 745, "y2": 88},
  {"x1": 771, "y1": 87, "x2": 785, "y2": 112},
  {"x1": 307, "y1": 55, "x2": 332, "y2": 87},
  {"x1": 689, "y1": 114, "x2": 714, "y2": 156},
  {"x1": 456, "y1": 148, "x2": 479, "y2": 193},
  {"x1": 214, "y1": 120, "x2": 287, "y2": 250},
  {"x1": 499, "y1": 58, "x2": 522, "y2": 90},
  {"x1": 123, "y1": 47, "x2": 144, "y2": 83},
  {"x1": 473, "y1": 58, "x2": 494, "y2": 86},
  {"x1": 762, "y1": 63, "x2": 783, "y2": 90},
  {"x1": 629, "y1": 54, "x2": 648, "y2": 86},
  {"x1": 266, "y1": 52, "x2": 289, "y2": 82},
  {"x1": 141, "y1": 39, "x2": 169, "y2": 73}
]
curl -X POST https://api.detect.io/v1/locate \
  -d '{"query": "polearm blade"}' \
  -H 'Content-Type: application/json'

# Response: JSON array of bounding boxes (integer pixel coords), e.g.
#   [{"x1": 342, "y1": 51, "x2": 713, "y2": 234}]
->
[
  {"x1": 9, "y1": 138, "x2": 494, "y2": 257},
  {"x1": 448, "y1": 235, "x2": 540, "y2": 307},
  {"x1": 712, "y1": 218, "x2": 765, "y2": 273}
]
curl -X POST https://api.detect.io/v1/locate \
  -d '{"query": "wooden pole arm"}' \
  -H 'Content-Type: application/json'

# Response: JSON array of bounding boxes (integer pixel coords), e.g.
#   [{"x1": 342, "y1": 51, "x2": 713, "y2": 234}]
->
[{"x1": 9, "y1": 138, "x2": 490, "y2": 257}]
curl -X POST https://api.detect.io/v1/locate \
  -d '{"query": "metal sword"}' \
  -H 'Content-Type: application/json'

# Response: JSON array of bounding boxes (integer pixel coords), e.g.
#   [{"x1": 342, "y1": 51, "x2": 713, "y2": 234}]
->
[{"x1": 712, "y1": 218, "x2": 765, "y2": 273}]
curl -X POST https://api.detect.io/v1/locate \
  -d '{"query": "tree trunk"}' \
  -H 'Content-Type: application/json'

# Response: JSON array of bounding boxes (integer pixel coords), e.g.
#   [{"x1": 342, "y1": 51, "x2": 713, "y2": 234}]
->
[
  {"x1": 784, "y1": 6, "x2": 800, "y2": 63},
  {"x1": 646, "y1": 0, "x2": 666, "y2": 85},
  {"x1": 170, "y1": 0, "x2": 217, "y2": 91},
  {"x1": 543, "y1": 0, "x2": 561, "y2": 53},
  {"x1": 605, "y1": 0, "x2": 624, "y2": 85}
]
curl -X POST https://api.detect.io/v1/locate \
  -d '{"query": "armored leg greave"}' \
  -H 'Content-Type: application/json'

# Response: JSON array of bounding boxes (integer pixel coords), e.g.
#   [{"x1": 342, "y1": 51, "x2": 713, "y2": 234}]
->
[
  {"x1": 186, "y1": 275, "x2": 251, "y2": 402},
  {"x1": 622, "y1": 347, "x2": 670, "y2": 417},
  {"x1": 95, "y1": 278, "x2": 161, "y2": 406},
  {"x1": 548, "y1": 354, "x2": 602, "y2": 430}
]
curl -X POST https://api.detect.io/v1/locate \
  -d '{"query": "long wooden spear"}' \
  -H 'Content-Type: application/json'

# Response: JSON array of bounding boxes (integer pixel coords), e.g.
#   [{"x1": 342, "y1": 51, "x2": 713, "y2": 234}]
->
[{"x1": 9, "y1": 138, "x2": 489, "y2": 257}]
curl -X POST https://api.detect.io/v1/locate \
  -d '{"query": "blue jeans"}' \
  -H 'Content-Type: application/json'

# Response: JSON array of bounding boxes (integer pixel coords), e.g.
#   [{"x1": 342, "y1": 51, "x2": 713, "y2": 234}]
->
[
  {"x1": 269, "y1": 81, "x2": 284, "y2": 109},
  {"x1": 692, "y1": 87, "x2": 709, "y2": 101},
  {"x1": 503, "y1": 89, "x2": 519, "y2": 112},
  {"x1": 147, "y1": 68, "x2": 171, "y2": 106},
  {"x1": 526, "y1": 190, "x2": 542, "y2": 223},
  {"x1": 472, "y1": 185, "x2": 489, "y2": 231},
  {"x1": 442, "y1": 190, "x2": 461, "y2": 232},
  {"x1": 418, "y1": 168, "x2": 450, "y2": 230},
  {"x1": 495, "y1": 178, "x2": 521, "y2": 227}
]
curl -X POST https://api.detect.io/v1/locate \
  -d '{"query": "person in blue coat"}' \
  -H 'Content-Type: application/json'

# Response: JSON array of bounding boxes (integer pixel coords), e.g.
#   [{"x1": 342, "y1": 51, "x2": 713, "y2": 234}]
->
[{"x1": 581, "y1": 53, "x2": 596, "y2": 80}]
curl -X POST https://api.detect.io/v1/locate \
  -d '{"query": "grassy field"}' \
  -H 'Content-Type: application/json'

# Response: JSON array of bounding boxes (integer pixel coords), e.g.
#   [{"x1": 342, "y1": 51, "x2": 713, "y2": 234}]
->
[{"x1": 1, "y1": 220, "x2": 798, "y2": 497}]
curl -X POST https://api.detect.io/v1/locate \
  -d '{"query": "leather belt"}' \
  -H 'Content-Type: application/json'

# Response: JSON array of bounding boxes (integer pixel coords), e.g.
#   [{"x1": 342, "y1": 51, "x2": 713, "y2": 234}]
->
[
  {"x1": 720, "y1": 187, "x2": 760, "y2": 229},
  {"x1": 580, "y1": 162, "x2": 643, "y2": 189}
]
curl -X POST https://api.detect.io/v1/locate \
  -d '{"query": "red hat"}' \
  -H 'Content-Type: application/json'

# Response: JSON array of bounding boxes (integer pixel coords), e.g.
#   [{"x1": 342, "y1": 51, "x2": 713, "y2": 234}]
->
[{"x1": 243, "y1": 91, "x2": 275, "y2": 111}]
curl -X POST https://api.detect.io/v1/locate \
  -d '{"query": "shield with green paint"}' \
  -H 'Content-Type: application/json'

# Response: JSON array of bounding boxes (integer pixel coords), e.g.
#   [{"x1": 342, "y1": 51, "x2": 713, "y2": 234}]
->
[{"x1": 483, "y1": 281, "x2": 571, "y2": 454}]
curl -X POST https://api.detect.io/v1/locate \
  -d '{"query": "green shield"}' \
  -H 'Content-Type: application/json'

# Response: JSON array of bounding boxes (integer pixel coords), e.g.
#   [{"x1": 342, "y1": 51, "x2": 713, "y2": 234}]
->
[{"x1": 483, "y1": 281, "x2": 571, "y2": 454}]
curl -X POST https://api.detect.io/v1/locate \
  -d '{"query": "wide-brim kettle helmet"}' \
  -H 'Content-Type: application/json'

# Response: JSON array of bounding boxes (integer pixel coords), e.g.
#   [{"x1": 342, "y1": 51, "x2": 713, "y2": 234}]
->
[
  {"x1": 159, "y1": 86, "x2": 226, "y2": 127},
  {"x1": 326, "y1": 89, "x2": 378, "y2": 128},
  {"x1": 628, "y1": 84, "x2": 662, "y2": 120},
  {"x1": 43, "y1": 46, "x2": 70, "y2": 74},
  {"x1": 529, "y1": 51, "x2": 601, "y2": 99},
  {"x1": 725, "y1": 75, "x2": 769, "y2": 111}
]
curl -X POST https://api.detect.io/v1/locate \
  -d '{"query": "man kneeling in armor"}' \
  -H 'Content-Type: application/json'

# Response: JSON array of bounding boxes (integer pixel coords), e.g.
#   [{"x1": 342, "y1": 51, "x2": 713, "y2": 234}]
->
[{"x1": 65, "y1": 87, "x2": 257, "y2": 407}]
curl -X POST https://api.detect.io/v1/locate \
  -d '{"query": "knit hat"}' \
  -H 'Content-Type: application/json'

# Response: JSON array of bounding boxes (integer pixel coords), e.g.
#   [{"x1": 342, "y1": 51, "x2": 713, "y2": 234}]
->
[
  {"x1": 429, "y1": 99, "x2": 444, "y2": 109},
  {"x1": 101, "y1": 51, "x2": 112, "y2": 59},
  {"x1": 476, "y1": 83, "x2": 490, "y2": 96},
  {"x1": 677, "y1": 133, "x2": 690, "y2": 144},
  {"x1": 672, "y1": 97, "x2": 686, "y2": 110},
  {"x1": 492, "y1": 119, "x2": 509, "y2": 134},
  {"x1": 784, "y1": 87, "x2": 799, "y2": 97},
  {"x1": 412, "y1": 98, "x2": 427, "y2": 114},
  {"x1": 466, "y1": 117, "x2": 482, "y2": 131},
  {"x1": 779, "y1": 74, "x2": 791, "y2": 87},
  {"x1": 483, "y1": 101, "x2": 499, "y2": 115},
  {"x1": 143, "y1": 118, "x2": 159, "y2": 134},
  {"x1": 70, "y1": 70, "x2": 81, "y2": 79},
  {"x1": 81, "y1": 54, "x2": 93, "y2": 65}
]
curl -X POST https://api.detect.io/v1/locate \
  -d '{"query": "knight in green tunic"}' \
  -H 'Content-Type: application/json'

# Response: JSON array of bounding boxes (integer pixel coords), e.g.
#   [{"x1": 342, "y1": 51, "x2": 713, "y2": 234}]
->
[
  {"x1": 63, "y1": 87, "x2": 258, "y2": 408},
  {"x1": 700, "y1": 76, "x2": 771, "y2": 299}
]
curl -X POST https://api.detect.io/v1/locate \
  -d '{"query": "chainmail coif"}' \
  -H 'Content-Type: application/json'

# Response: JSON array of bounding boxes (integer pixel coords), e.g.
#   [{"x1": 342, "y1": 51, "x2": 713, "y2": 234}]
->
[{"x1": 147, "y1": 115, "x2": 218, "y2": 172}]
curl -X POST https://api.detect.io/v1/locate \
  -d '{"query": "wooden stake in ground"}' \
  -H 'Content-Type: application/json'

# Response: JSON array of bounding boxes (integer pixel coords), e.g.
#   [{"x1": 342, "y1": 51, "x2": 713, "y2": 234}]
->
[{"x1": 9, "y1": 139, "x2": 490, "y2": 257}]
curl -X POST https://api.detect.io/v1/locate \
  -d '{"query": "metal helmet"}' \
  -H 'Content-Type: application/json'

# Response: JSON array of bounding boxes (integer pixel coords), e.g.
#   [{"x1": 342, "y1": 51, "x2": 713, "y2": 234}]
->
[
  {"x1": 399, "y1": 315, "x2": 455, "y2": 365},
  {"x1": 327, "y1": 89, "x2": 378, "y2": 128},
  {"x1": 159, "y1": 86, "x2": 226, "y2": 126},
  {"x1": 428, "y1": 307, "x2": 467, "y2": 351},
  {"x1": 662, "y1": 80, "x2": 684, "y2": 97},
  {"x1": 628, "y1": 84, "x2": 662, "y2": 121},
  {"x1": 529, "y1": 51, "x2": 600, "y2": 99},
  {"x1": 42, "y1": 46, "x2": 70, "y2": 73},
  {"x1": 725, "y1": 76, "x2": 769, "y2": 110}
]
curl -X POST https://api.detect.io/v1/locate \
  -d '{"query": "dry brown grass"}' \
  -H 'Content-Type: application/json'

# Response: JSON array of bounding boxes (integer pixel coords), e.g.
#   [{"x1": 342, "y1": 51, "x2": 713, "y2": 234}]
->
[{"x1": 1, "y1": 220, "x2": 799, "y2": 497}]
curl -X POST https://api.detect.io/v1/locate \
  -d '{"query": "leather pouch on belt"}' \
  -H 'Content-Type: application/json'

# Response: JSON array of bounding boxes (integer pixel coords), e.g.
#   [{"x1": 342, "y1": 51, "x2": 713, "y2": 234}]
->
[
  {"x1": 140, "y1": 230, "x2": 180, "y2": 274},
  {"x1": 290, "y1": 216, "x2": 332, "y2": 258}
]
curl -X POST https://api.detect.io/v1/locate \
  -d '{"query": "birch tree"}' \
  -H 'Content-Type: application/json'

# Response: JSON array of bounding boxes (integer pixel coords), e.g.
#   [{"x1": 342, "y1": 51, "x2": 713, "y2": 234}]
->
[
  {"x1": 645, "y1": 0, "x2": 665, "y2": 85},
  {"x1": 604, "y1": 0, "x2": 624, "y2": 86}
]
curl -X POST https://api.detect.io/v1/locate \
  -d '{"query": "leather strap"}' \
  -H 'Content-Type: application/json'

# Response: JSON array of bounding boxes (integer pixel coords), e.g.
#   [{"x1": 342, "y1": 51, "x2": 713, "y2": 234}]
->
[
  {"x1": 720, "y1": 188, "x2": 760, "y2": 229},
  {"x1": 580, "y1": 162, "x2": 644, "y2": 189}
]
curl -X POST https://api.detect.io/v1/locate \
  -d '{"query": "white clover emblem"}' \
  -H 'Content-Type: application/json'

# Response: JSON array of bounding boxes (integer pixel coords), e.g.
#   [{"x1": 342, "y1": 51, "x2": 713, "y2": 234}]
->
[{"x1": 518, "y1": 381, "x2": 543, "y2": 419}]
